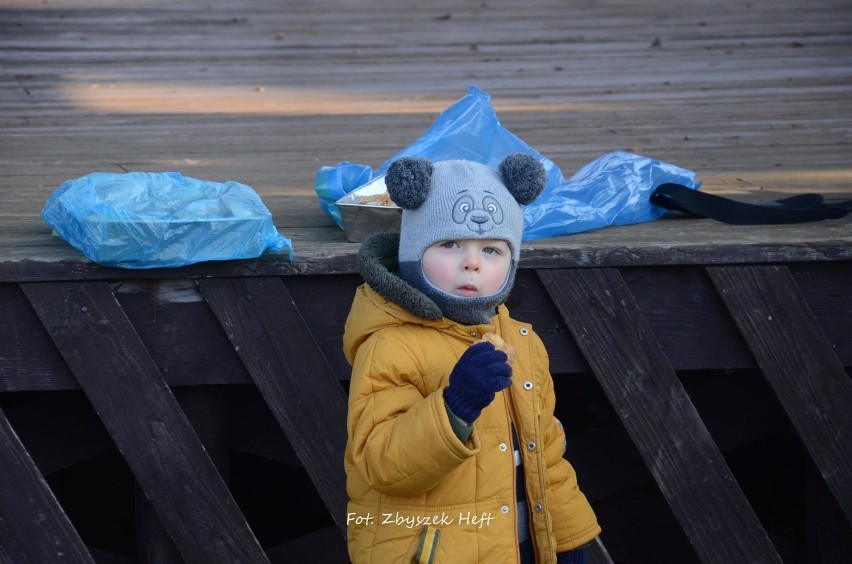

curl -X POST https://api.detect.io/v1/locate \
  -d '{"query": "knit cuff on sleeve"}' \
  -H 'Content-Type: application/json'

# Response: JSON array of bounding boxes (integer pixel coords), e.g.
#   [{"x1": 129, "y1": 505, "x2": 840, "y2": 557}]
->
[
  {"x1": 444, "y1": 400, "x2": 473, "y2": 443},
  {"x1": 556, "y1": 547, "x2": 586, "y2": 564}
]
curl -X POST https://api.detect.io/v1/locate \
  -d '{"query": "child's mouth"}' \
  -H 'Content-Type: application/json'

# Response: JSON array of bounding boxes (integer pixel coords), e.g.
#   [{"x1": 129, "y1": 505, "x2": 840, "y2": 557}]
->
[{"x1": 457, "y1": 285, "x2": 479, "y2": 296}]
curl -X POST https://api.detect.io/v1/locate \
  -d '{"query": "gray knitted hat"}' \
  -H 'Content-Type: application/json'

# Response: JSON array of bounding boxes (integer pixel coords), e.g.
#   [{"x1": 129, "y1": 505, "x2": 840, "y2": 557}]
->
[{"x1": 385, "y1": 154, "x2": 545, "y2": 324}]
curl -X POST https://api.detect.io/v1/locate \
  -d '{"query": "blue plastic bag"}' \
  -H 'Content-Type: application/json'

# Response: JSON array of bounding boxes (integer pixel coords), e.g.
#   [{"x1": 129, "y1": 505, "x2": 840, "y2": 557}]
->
[
  {"x1": 315, "y1": 161, "x2": 372, "y2": 228},
  {"x1": 522, "y1": 150, "x2": 699, "y2": 240},
  {"x1": 315, "y1": 85, "x2": 700, "y2": 240},
  {"x1": 41, "y1": 171, "x2": 293, "y2": 268}
]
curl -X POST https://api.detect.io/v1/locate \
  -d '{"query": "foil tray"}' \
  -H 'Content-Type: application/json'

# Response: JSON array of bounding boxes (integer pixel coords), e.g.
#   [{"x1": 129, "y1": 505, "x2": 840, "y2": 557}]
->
[{"x1": 336, "y1": 175, "x2": 401, "y2": 242}]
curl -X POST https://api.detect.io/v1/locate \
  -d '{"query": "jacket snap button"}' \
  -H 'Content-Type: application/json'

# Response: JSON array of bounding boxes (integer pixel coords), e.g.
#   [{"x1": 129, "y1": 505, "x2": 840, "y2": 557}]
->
[
  {"x1": 527, "y1": 441, "x2": 536, "y2": 451},
  {"x1": 501, "y1": 505, "x2": 510, "y2": 514},
  {"x1": 499, "y1": 442, "x2": 508, "y2": 452},
  {"x1": 519, "y1": 327, "x2": 529, "y2": 336},
  {"x1": 523, "y1": 381, "x2": 533, "y2": 390},
  {"x1": 534, "y1": 502, "x2": 543, "y2": 512}
]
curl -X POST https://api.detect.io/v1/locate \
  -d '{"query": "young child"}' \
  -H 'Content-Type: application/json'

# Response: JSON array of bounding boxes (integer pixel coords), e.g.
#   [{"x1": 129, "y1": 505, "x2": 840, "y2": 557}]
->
[{"x1": 343, "y1": 155, "x2": 600, "y2": 563}]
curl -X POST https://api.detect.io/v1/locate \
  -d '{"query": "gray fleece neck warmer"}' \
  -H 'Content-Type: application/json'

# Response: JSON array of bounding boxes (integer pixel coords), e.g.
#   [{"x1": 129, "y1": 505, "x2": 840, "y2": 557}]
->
[
  {"x1": 357, "y1": 232, "x2": 442, "y2": 321},
  {"x1": 398, "y1": 260, "x2": 517, "y2": 325}
]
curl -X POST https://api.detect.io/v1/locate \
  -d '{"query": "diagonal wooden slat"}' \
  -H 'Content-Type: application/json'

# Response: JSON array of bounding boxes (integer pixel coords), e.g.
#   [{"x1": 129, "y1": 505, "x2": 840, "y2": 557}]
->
[
  {"x1": 538, "y1": 268, "x2": 782, "y2": 564},
  {"x1": 587, "y1": 536, "x2": 615, "y2": 564},
  {"x1": 197, "y1": 277, "x2": 349, "y2": 535},
  {"x1": 21, "y1": 281, "x2": 268, "y2": 564},
  {"x1": 0, "y1": 406, "x2": 94, "y2": 563},
  {"x1": 707, "y1": 264, "x2": 852, "y2": 524}
]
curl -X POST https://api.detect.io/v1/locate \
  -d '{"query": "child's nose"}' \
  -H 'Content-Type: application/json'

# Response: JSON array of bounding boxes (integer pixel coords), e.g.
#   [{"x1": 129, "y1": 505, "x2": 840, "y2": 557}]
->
[{"x1": 462, "y1": 250, "x2": 480, "y2": 271}]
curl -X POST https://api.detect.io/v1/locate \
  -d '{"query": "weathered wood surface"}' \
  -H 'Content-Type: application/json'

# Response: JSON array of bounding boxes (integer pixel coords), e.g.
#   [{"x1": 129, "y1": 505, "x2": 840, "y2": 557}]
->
[
  {"x1": 1, "y1": 0, "x2": 851, "y2": 562},
  {"x1": 4, "y1": 264, "x2": 849, "y2": 394},
  {"x1": 197, "y1": 277, "x2": 350, "y2": 535},
  {"x1": 539, "y1": 268, "x2": 782, "y2": 563},
  {"x1": 0, "y1": 406, "x2": 95, "y2": 563},
  {"x1": 0, "y1": 261, "x2": 845, "y2": 560},
  {"x1": 707, "y1": 265, "x2": 852, "y2": 525},
  {"x1": 0, "y1": 0, "x2": 850, "y2": 279},
  {"x1": 21, "y1": 281, "x2": 269, "y2": 563}
]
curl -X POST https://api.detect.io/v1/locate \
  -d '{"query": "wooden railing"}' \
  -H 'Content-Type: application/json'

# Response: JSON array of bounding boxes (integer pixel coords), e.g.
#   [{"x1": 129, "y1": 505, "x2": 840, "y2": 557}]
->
[{"x1": 1, "y1": 259, "x2": 850, "y2": 562}]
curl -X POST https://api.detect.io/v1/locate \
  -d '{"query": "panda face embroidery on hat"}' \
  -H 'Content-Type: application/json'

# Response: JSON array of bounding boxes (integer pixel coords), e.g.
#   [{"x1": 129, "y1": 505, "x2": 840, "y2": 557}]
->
[
  {"x1": 453, "y1": 189, "x2": 504, "y2": 235},
  {"x1": 386, "y1": 154, "x2": 545, "y2": 264}
]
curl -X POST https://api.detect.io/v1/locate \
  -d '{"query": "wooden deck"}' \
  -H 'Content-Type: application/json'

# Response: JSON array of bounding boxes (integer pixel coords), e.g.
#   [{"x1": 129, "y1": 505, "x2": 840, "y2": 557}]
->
[{"x1": 1, "y1": 1, "x2": 850, "y2": 562}]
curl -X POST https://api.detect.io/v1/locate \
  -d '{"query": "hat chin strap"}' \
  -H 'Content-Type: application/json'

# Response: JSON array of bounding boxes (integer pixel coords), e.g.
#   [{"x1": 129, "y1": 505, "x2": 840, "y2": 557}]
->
[{"x1": 399, "y1": 261, "x2": 517, "y2": 326}]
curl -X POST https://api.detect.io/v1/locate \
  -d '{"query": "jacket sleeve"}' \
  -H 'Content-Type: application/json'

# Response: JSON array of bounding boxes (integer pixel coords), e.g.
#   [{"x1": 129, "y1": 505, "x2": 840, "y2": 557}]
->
[
  {"x1": 347, "y1": 331, "x2": 479, "y2": 497},
  {"x1": 534, "y1": 335, "x2": 602, "y2": 551}
]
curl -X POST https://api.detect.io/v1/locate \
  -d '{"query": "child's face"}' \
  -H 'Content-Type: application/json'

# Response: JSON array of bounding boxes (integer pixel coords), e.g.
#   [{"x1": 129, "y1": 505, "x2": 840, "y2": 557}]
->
[{"x1": 421, "y1": 239, "x2": 512, "y2": 298}]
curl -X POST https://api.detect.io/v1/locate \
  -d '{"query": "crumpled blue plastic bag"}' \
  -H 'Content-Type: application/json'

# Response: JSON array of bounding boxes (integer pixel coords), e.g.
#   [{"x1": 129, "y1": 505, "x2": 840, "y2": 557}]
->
[
  {"x1": 315, "y1": 162, "x2": 372, "y2": 227},
  {"x1": 41, "y1": 171, "x2": 293, "y2": 268},
  {"x1": 523, "y1": 150, "x2": 699, "y2": 240},
  {"x1": 315, "y1": 85, "x2": 700, "y2": 240}
]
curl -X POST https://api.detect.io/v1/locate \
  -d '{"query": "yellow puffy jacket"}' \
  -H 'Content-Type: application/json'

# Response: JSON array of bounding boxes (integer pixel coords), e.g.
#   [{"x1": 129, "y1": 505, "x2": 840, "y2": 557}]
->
[{"x1": 343, "y1": 234, "x2": 600, "y2": 563}]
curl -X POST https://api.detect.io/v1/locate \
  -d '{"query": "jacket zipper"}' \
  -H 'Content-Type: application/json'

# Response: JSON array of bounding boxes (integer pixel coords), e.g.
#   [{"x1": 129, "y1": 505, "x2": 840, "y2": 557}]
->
[{"x1": 503, "y1": 388, "x2": 522, "y2": 563}]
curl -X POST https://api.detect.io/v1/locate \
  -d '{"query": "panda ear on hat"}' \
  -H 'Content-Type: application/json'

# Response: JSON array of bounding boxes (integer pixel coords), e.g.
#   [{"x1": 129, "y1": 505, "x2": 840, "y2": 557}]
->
[
  {"x1": 498, "y1": 153, "x2": 546, "y2": 205},
  {"x1": 385, "y1": 157, "x2": 433, "y2": 210}
]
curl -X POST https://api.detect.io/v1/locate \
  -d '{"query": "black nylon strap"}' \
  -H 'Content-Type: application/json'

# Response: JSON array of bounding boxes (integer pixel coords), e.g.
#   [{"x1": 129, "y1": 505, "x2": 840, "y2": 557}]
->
[{"x1": 650, "y1": 183, "x2": 852, "y2": 225}]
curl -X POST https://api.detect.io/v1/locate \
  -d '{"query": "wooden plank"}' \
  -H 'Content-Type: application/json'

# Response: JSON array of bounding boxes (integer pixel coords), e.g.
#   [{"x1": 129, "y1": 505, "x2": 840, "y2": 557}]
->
[
  {"x1": 21, "y1": 281, "x2": 269, "y2": 564},
  {"x1": 247, "y1": 274, "x2": 361, "y2": 382},
  {"x1": 0, "y1": 0, "x2": 851, "y2": 283},
  {"x1": 197, "y1": 277, "x2": 349, "y2": 536},
  {"x1": 790, "y1": 261, "x2": 852, "y2": 364},
  {"x1": 135, "y1": 484, "x2": 181, "y2": 564},
  {"x1": 806, "y1": 464, "x2": 852, "y2": 562},
  {"x1": 136, "y1": 386, "x2": 230, "y2": 563},
  {"x1": 620, "y1": 266, "x2": 755, "y2": 369},
  {"x1": 511, "y1": 266, "x2": 761, "y2": 373},
  {"x1": 2, "y1": 218, "x2": 851, "y2": 282},
  {"x1": 0, "y1": 512, "x2": 28, "y2": 564},
  {"x1": 0, "y1": 283, "x2": 78, "y2": 392},
  {"x1": 6, "y1": 264, "x2": 849, "y2": 393},
  {"x1": 115, "y1": 287, "x2": 253, "y2": 387},
  {"x1": 707, "y1": 264, "x2": 852, "y2": 524},
  {"x1": 566, "y1": 367, "x2": 785, "y2": 504},
  {"x1": 538, "y1": 267, "x2": 782, "y2": 563},
  {"x1": 587, "y1": 537, "x2": 615, "y2": 564},
  {"x1": 0, "y1": 406, "x2": 94, "y2": 563}
]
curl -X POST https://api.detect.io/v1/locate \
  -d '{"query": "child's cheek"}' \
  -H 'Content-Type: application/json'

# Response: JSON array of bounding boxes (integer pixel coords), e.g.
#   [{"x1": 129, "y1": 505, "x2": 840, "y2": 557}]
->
[
  {"x1": 423, "y1": 262, "x2": 456, "y2": 292},
  {"x1": 483, "y1": 268, "x2": 508, "y2": 294}
]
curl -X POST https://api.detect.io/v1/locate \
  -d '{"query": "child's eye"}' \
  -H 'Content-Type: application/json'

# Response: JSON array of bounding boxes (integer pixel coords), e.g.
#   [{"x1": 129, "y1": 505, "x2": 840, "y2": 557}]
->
[
  {"x1": 483, "y1": 246, "x2": 500, "y2": 255},
  {"x1": 439, "y1": 240, "x2": 458, "y2": 249}
]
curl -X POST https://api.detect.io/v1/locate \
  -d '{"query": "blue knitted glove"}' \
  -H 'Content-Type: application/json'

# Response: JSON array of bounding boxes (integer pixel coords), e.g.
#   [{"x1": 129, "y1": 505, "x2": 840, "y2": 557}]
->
[{"x1": 443, "y1": 342, "x2": 512, "y2": 423}]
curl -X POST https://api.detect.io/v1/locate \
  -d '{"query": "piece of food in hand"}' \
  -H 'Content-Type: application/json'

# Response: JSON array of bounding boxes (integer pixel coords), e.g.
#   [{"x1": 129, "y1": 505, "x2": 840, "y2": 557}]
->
[{"x1": 476, "y1": 332, "x2": 515, "y2": 365}]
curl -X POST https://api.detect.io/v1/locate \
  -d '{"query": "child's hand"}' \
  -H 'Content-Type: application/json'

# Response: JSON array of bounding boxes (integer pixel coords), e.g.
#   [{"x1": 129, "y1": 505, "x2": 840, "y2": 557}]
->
[{"x1": 444, "y1": 342, "x2": 512, "y2": 424}]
